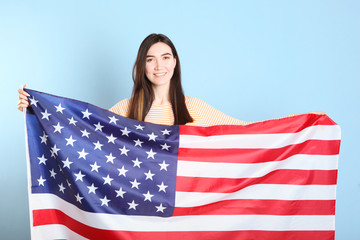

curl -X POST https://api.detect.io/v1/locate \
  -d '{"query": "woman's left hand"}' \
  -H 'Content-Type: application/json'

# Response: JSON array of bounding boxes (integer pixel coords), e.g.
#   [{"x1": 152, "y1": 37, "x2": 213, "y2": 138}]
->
[{"x1": 310, "y1": 111, "x2": 327, "y2": 115}]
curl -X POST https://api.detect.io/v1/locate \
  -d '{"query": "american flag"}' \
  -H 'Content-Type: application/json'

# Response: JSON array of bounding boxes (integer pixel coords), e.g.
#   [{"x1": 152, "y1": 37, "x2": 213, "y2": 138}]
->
[{"x1": 24, "y1": 89, "x2": 341, "y2": 240}]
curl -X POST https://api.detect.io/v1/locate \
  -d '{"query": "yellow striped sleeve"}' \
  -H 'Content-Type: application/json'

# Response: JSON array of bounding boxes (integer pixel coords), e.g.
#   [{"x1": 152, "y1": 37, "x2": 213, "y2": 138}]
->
[
  {"x1": 185, "y1": 97, "x2": 247, "y2": 126},
  {"x1": 109, "y1": 98, "x2": 131, "y2": 117}
]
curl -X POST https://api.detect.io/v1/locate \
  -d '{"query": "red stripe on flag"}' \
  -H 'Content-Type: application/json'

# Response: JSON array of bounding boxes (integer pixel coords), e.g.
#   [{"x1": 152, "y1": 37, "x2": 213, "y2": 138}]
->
[
  {"x1": 178, "y1": 140, "x2": 340, "y2": 163},
  {"x1": 176, "y1": 170, "x2": 338, "y2": 193},
  {"x1": 172, "y1": 199, "x2": 336, "y2": 216},
  {"x1": 179, "y1": 114, "x2": 337, "y2": 136},
  {"x1": 33, "y1": 209, "x2": 334, "y2": 240}
]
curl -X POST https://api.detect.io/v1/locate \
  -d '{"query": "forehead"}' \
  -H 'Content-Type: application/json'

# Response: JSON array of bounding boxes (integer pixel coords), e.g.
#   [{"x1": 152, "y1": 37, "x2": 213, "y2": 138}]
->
[{"x1": 147, "y1": 42, "x2": 173, "y2": 56}]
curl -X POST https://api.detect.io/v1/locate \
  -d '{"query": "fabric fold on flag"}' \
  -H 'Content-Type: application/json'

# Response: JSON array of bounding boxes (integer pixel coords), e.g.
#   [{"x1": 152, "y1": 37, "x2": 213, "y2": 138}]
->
[{"x1": 24, "y1": 89, "x2": 341, "y2": 240}]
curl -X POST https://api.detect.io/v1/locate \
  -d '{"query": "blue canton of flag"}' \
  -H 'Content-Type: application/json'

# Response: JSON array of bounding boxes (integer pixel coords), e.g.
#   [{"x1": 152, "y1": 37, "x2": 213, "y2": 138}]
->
[{"x1": 25, "y1": 89, "x2": 179, "y2": 217}]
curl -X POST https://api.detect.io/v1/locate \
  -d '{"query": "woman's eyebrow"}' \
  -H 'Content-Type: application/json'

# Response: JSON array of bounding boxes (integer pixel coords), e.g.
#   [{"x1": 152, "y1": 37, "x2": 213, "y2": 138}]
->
[{"x1": 146, "y1": 53, "x2": 172, "y2": 58}]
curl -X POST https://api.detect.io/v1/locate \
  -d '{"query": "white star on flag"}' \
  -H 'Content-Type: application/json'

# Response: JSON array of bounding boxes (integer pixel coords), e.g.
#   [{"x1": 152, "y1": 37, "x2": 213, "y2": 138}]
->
[
  {"x1": 58, "y1": 183, "x2": 66, "y2": 193},
  {"x1": 159, "y1": 161, "x2": 169, "y2": 171},
  {"x1": 100, "y1": 196, "x2": 110, "y2": 206},
  {"x1": 74, "y1": 170, "x2": 85, "y2": 182},
  {"x1": 144, "y1": 170, "x2": 155, "y2": 180},
  {"x1": 55, "y1": 103, "x2": 65, "y2": 113},
  {"x1": 93, "y1": 141, "x2": 104, "y2": 150},
  {"x1": 133, "y1": 139, "x2": 143, "y2": 147},
  {"x1": 49, "y1": 168, "x2": 57, "y2": 179},
  {"x1": 90, "y1": 162, "x2": 101, "y2": 172},
  {"x1": 50, "y1": 144, "x2": 60, "y2": 157},
  {"x1": 102, "y1": 174, "x2": 114, "y2": 185},
  {"x1": 94, "y1": 122, "x2": 104, "y2": 132},
  {"x1": 41, "y1": 109, "x2": 51, "y2": 120},
  {"x1": 62, "y1": 157, "x2": 73, "y2": 169},
  {"x1": 37, "y1": 176, "x2": 46, "y2": 186},
  {"x1": 146, "y1": 148, "x2": 157, "y2": 159},
  {"x1": 80, "y1": 129, "x2": 90, "y2": 138},
  {"x1": 132, "y1": 158, "x2": 142, "y2": 168},
  {"x1": 155, "y1": 203, "x2": 167, "y2": 213},
  {"x1": 115, "y1": 187, "x2": 126, "y2": 198},
  {"x1": 105, "y1": 153, "x2": 116, "y2": 164},
  {"x1": 128, "y1": 200, "x2": 138, "y2": 210},
  {"x1": 119, "y1": 146, "x2": 130, "y2": 156},
  {"x1": 157, "y1": 182, "x2": 168, "y2": 192},
  {"x1": 120, "y1": 127, "x2": 131, "y2": 136},
  {"x1": 77, "y1": 149, "x2": 89, "y2": 160},
  {"x1": 87, "y1": 183, "x2": 98, "y2": 194},
  {"x1": 134, "y1": 124, "x2": 144, "y2": 130},
  {"x1": 143, "y1": 191, "x2": 154, "y2": 202},
  {"x1": 81, "y1": 109, "x2": 92, "y2": 119},
  {"x1": 65, "y1": 135, "x2": 76, "y2": 146},
  {"x1": 161, "y1": 129, "x2": 171, "y2": 135},
  {"x1": 68, "y1": 117, "x2": 77, "y2": 125},
  {"x1": 160, "y1": 143, "x2": 171, "y2": 151},
  {"x1": 117, "y1": 166, "x2": 128, "y2": 177},
  {"x1": 37, "y1": 154, "x2": 48, "y2": 165},
  {"x1": 39, "y1": 131, "x2": 48, "y2": 144},
  {"x1": 106, "y1": 134, "x2": 117, "y2": 144},
  {"x1": 53, "y1": 122, "x2": 64, "y2": 133},
  {"x1": 147, "y1": 132, "x2": 158, "y2": 141},
  {"x1": 108, "y1": 116, "x2": 119, "y2": 124},
  {"x1": 130, "y1": 179, "x2": 141, "y2": 189},
  {"x1": 29, "y1": 96, "x2": 38, "y2": 107},
  {"x1": 75, "y1": 193, "x2": 84, "y2": 203}
]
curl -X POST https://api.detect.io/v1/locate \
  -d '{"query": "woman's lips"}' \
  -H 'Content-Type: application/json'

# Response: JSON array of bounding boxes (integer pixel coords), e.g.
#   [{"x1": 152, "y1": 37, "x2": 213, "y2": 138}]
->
[{"x1": 154, "y1": 72, "x2": 166, "y2": 77}]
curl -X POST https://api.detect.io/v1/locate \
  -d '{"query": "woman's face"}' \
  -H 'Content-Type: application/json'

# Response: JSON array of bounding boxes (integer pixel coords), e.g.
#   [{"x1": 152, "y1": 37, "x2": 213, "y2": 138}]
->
[{"x1": 145, "y1": 42, "x2": 177, "y2": 88}]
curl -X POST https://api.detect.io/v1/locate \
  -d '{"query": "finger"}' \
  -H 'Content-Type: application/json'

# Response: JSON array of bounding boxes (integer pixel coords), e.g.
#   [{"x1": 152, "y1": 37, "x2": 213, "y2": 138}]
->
[
  {"x1": 19, "y1": 94, "x2": 29, "y2": 101},
  {"x1": 19, "y1": 99, "x2": 30, "y2": 106},
  {"x1": 17, "y1": 104, "x2": 23, "y2": 111},
  {"x1": 22, "y1": 85, "x2": 30, "y2": 96},
  {"x1": 18, "y1": 102, "x2": 29, "y2": 109},
  {"x1": 17, "y1": 100, "x2": 29, "y2": 109},
  {"x1": 18, "y1": 88, "x2": 30, "y2": 97}
]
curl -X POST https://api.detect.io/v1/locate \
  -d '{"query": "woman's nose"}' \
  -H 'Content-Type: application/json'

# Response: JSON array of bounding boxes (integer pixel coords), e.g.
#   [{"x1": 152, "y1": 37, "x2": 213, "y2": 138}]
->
[{"x1": 154, "y1": 60, "x2": 162, "y2": 70}]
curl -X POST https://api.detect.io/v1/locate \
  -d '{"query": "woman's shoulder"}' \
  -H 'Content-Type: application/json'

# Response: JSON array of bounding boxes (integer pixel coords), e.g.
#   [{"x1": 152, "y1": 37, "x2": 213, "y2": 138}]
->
[
  {"x1": 118, "y1": 98, "x2": 131, "y2": 105},
  {"x1": 111, "y1": 98, "x2": 131, "y2": 108},
  {"x1": 185, "y1": 96, "x2": 210, "y2": 107},
  {"x1": 109, "y1": 98, "x2": 131, "y2": 117}
]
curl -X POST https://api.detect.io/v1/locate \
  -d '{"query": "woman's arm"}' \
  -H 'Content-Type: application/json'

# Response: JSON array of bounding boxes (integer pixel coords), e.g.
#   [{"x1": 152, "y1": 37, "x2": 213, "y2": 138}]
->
[{"x1": 186, "y1": 97, "x2": 327, "y2": 127}]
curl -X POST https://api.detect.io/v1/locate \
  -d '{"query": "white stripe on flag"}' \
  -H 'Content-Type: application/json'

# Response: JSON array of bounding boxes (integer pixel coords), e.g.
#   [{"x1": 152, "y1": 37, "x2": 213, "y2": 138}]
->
[
  {"x1": 32, "y1": 224, "x2": 88, "y2": 240},
  {"x1": 179, "y1": 125, "x2": 341, "y2": 149},
  {"x1": 31, "y1": 194, "x2": 335, "y2": 231},
  {"x1": 175, "y1": 185, "x2": 336, "y2": 207},
  {"x1": 177, "y1": 154, "x2": 338, "y2": 178}
]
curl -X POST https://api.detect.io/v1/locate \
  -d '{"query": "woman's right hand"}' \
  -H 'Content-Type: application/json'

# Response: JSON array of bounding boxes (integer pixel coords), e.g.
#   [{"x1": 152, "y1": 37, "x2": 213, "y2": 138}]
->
[{"x1": 17, "y1": 84, "x2": 30, "y2": 112}]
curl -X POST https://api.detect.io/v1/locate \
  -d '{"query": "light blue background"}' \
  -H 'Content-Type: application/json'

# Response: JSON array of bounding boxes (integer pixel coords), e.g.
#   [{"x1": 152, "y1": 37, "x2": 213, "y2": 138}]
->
[{"x1": 0, "y1": 0, "x2": 359, "y2": 239}]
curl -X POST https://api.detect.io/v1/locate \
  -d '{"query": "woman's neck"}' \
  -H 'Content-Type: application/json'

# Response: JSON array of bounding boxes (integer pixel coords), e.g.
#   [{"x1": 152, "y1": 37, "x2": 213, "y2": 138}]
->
[{"x1": 152, "y1": 85, "x2": 171, "y2": 105}]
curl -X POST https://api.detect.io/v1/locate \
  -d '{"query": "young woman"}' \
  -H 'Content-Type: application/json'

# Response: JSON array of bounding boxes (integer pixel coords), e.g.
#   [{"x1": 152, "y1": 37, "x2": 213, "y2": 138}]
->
[{"x1": 17, "y1": 33, "x2": 324, "y2": 124}]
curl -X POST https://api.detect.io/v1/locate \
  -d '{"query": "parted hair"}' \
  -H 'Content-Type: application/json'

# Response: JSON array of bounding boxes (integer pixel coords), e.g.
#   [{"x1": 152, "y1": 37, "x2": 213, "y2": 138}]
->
[{"x1": 128, "y1": 33, "x2": 193, "y2": 125}]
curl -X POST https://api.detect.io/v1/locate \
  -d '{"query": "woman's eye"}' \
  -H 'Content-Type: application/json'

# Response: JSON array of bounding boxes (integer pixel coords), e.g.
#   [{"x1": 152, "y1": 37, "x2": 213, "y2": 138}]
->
[
  {"x1": 164, "y1": 56, "x2": 170, "y2": 60},
  {"x1": 146, "y1": 58, "x2": 153, "y2": 62}
]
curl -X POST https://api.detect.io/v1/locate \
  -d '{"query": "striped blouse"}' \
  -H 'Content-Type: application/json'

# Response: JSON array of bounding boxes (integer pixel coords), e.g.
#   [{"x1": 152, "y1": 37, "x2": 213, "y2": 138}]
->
[{"x1": 109, "y1": 97, "x2": 247, "y2": 127}]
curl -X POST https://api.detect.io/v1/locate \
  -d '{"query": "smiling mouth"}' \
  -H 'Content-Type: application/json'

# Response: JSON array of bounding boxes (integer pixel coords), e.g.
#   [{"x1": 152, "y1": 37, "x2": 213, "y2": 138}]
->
[{"x1": 154, "y1": 73, "x2": 166, "y2": 77}]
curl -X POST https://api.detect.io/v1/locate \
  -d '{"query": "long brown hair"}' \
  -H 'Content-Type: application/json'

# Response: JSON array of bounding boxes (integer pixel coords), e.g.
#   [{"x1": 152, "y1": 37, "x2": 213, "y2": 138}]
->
[{"x1": 128, "y1": 33, "x2": 193, "y2": 125}]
